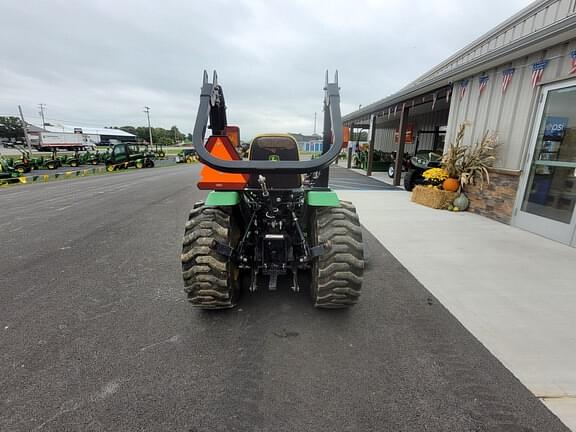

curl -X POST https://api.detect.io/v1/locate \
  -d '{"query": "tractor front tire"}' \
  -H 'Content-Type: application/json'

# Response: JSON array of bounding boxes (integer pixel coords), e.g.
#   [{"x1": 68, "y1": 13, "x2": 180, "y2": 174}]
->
[
  {"x1": 181, "y1": 205, "x2": 240, "y2": 309},
  {"x1": 404, "y1": 169, "x2": 416, "y2": 191},
  {"x1": 310, "y1": 201, "x2": 364, "y2": 308}
]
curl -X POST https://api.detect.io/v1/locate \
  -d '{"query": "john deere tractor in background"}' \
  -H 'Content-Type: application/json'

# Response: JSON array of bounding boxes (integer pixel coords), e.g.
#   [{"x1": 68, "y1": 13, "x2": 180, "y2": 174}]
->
[
  {"x1": 105, "y1": 143, "x2": 155, "y2": 172},
  {"x1": 182, "y1": 71, "x2": 364, "y2": 309},
  {"x1": 0, "y1": 158, "x2": 23, "y2": 184}
]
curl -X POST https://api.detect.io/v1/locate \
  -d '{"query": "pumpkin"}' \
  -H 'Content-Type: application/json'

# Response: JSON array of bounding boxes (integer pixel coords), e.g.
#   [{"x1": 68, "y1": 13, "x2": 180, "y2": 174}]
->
[
  {"x1": 453, "y1": 193, "x2": 469, "y2": 211},
  {"x1": 442, "y1": 177, "x2": 460, "y2": 192}
]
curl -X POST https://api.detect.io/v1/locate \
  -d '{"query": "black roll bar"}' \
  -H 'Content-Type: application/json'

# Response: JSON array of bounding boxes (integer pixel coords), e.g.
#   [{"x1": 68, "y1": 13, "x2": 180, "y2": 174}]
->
[{"x1": 192, "y1": 70, "x2": 343, "y2": 174}]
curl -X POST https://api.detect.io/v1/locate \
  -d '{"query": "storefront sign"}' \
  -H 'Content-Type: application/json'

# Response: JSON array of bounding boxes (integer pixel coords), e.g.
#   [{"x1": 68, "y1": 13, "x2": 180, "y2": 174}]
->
[{"x1": 543, "y1": 116, "x2": 568, "y2": 139}]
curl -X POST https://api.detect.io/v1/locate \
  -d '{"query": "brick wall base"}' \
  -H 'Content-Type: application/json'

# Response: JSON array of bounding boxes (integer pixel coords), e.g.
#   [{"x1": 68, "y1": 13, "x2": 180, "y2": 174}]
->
[{"x1": 465, "y1": 172, "x2": 520, "y2": 224}]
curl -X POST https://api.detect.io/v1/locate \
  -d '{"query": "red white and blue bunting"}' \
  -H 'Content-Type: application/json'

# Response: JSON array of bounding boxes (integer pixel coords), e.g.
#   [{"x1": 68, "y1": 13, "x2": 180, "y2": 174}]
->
[
  {"x1": 501, "y1": 68, "x2": 515, "y2": 94},
  {"x1": 478, "y1": 75, "x2": 489, "y2": 95},
  {"x1": 570, "y1": 50, "x2": 576, "y2": 75},
  {"x1": 531, "y1": 60, "x2": 548, "y2": 88},
  {"x1": 459, "y1": 80, "x2": 468, "y2": 100}
]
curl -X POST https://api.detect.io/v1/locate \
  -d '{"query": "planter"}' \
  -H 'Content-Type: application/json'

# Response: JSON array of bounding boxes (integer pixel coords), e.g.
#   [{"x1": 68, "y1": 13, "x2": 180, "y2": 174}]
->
[{"x1": 411, "y1": 185, "x2": 458, "y2": 209}]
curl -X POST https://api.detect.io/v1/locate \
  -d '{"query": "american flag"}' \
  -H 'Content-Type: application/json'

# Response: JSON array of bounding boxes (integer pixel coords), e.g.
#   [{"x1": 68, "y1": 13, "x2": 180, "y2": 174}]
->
[
  {"x1": 479, "y1": 75, "x2": 489, "y2": 95},
  {"x1": 459, "y1": 80, "x2": 469, "y2": 100},
  {"x1": 501, "y1": 68, "x2": 515, "y2": 94},
  {"x1": 531, "y1": 60, "x2": 548, "y2": 89},
  {"x1": 570, "y1": 50, "x2": 576, "y2": 75}
]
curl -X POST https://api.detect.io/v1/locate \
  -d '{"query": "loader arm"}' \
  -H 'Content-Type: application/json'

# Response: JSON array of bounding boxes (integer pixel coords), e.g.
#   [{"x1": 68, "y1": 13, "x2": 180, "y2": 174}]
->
[{"x1": 192, "y1": 70, "x2": 343, "y2": 175}]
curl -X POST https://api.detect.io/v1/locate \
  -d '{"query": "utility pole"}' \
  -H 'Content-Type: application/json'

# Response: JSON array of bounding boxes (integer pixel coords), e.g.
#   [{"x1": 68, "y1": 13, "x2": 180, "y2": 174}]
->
[
  {"x1": 143, "y1": 106, "x2": 153, "y2": 149},
  {"x1": 313, "y1": 112, "x2": 317, "y2": 135},
  {"x1": 18, "y1": 105, "x2": 33, "y2": 154},
  {"x1": 38, "y1": 103, "x2": 46, "y2": 127}
]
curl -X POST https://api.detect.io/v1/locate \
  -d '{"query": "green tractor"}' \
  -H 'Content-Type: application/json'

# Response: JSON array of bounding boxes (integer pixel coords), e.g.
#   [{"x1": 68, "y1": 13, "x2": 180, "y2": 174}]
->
[
  {"x1": 0, "y1": 158, "x2": 23, "y2": 184},
  {"x1": 42, "y1": 150, "x2": 62, "y2": 170},
  {"x1": 105, "y1": 143, "x2": 155, "y2": 172},
  {"x1": 5, "y1": 146, "x2": 34, "y2": 174},
  {"x1": 182, "y1": 71, "x2": 364, "y2": 309},
  {"x1": 79, "y1": 150, "x2": 101, "y2": 165}
]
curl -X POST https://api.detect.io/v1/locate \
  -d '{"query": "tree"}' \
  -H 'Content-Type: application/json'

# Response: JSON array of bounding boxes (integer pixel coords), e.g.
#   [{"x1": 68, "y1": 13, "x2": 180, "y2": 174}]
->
[
  {"x1": 0, "y1": 116, "x2": 24, "y2": 140},
  {"x1": 112, "y1": 125, "x2": 187, "y2": 145},
  {"x1": 118, "y1": 126, "x2": 137, "y2": 136}
]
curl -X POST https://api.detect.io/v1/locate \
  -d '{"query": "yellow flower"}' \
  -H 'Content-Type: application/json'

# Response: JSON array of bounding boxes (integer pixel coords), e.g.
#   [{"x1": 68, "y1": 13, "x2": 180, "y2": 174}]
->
[{"x1": 422, "y1": 168, "x2": 449, "y2": 182}]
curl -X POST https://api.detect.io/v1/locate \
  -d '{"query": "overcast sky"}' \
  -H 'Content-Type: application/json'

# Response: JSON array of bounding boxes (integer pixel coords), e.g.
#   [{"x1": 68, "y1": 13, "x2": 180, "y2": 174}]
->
[{"x1": 0, "y1": 0, "x2": 535, "y2": 139}]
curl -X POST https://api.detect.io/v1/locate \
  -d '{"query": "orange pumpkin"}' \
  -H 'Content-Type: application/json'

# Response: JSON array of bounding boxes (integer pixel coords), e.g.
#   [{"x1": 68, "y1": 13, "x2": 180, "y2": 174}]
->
[{"x1": 443, "y1": 177, "x2": 460, "y2": 192}]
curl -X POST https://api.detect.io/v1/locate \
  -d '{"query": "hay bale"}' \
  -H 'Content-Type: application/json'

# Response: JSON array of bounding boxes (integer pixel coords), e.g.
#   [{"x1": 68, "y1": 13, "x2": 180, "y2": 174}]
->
[{"x1": 411, "y1": 185, "x2": 457, "y2": 209}]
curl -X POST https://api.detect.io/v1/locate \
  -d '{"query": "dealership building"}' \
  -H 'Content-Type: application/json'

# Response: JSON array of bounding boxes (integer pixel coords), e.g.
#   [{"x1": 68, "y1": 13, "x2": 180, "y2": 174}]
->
[
  {"x1": 343, "y1": 0, "x2": 576, "y2": 247},
  {"x1": 27, "y1": 123, "x2": 136, "y2": 148}
]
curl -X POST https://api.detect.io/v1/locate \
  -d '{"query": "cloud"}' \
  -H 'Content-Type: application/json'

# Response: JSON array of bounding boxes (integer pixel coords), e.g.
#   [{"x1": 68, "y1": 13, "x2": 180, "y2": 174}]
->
[{"x1": 0, "y1": 0, "x2": 533, "y2": 139}]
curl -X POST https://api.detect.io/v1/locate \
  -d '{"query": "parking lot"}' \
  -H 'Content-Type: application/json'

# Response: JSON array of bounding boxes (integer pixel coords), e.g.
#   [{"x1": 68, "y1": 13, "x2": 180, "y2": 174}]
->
[{"x1": 0, "y1": 164, "x2": 568, "y2": 431}]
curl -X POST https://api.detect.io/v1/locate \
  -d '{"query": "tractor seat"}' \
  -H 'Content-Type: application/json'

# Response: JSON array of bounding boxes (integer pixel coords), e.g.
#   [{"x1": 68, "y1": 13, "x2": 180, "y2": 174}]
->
[{"x1": 247, "y1": 135, "x2": 301, "y2": 189}]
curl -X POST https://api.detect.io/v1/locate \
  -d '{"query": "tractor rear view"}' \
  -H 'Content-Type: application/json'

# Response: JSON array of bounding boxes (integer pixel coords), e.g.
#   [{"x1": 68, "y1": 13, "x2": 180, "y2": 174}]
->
[{"x1": 182, "y1": 71, "x2": 364, "y2": 309}]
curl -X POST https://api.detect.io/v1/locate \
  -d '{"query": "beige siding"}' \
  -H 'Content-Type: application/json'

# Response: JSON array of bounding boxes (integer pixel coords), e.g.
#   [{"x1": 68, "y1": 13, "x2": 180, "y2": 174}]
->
[{"x1": 445, "y1": 39, "x2": 576, "y2": 170}]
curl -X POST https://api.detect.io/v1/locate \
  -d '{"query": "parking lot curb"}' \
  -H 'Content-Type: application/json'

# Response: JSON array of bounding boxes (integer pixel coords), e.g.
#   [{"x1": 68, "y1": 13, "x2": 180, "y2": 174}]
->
[{"x1": 1, "y1": 166, "x2": 109, "y2": 187}]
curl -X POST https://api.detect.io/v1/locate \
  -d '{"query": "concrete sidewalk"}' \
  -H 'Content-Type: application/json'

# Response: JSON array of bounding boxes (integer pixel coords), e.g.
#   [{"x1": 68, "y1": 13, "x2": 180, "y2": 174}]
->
[{"x1": 337, "y1": 179, "x2": 576, "y2": 430}]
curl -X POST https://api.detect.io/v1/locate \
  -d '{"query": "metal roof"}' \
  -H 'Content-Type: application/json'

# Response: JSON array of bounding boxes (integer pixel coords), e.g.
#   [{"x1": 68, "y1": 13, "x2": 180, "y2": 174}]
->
[
  {"x1": 31, "y1": 123, "x2": 135, "y2": 137},
  {"x1": 343, "y1": 0, "x2": 576, "y2": 123}
]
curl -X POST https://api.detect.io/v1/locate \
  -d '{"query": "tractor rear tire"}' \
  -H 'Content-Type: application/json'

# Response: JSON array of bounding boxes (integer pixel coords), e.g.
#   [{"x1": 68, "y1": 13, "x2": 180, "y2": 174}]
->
[
  {"x1": 310, "y1": 200, "x2": 364, "y2": 308},
  {"x1": 181, "y1": 205, "x2": 241, "y2": 309}
]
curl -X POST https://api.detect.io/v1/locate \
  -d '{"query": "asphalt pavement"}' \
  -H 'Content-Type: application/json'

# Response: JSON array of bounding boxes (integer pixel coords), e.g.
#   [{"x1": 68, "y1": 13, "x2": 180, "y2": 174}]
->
[{"x1": 0, "y1": 165, "x2": 569, "y2": 431}]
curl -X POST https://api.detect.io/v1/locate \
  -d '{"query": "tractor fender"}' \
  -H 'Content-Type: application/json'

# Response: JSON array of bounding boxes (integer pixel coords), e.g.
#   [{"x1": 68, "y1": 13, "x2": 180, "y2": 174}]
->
[
  {"x1": 204, "y1": 191, "x2": 240, "y2": 206},
  {"x1": 306, "y1": 191, "x2": 340, "y2": 207}
]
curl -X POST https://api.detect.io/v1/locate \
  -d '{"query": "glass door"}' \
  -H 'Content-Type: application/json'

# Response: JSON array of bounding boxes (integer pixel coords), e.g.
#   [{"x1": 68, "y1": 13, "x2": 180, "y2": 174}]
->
[{"x1": 515, "y1": 80, "x2": 576, "y2": 246}]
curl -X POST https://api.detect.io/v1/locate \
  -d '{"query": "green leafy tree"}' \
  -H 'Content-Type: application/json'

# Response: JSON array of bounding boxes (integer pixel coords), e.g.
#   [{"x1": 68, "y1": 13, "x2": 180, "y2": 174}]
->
[
  {"x1": 0, "y1": 116, "x2": 24, "y2": 140},
  {"x1": 112, "y1": 125, "x2": 187, "y2": 145},
  {"x1": 118, "y1": 125, "x2": 137, "y2": 136}
]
